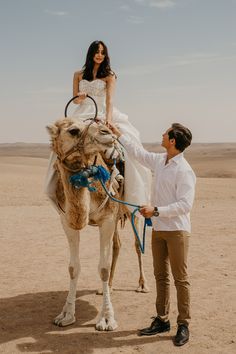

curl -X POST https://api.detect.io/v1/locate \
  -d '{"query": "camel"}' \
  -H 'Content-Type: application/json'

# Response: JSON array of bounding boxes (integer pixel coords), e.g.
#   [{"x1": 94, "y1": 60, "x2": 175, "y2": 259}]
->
[{"x1": 46, "y1": 117, "x2": 148, "y2": 331}]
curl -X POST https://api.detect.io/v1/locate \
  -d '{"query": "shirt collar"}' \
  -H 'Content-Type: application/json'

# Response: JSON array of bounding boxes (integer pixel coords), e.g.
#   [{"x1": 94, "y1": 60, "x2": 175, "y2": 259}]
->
[
  {"x1": 164, "y1": 152, "x2": 184, "y2": 164},
  {"x1": 171, "y1": 152, "x2": 184, "y2": 164}
]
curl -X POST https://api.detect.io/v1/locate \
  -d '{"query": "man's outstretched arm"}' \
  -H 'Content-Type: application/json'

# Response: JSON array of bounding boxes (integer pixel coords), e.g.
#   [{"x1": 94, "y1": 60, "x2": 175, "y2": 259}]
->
[{"x1": 108, "y1": 122, "x2": 157, "y2": 170}]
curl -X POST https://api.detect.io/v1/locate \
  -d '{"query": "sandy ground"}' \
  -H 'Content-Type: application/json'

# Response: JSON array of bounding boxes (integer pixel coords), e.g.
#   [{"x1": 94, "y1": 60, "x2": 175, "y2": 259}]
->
[{"x1": 0, "y1": 145, "x2": 236, "y2": 354}]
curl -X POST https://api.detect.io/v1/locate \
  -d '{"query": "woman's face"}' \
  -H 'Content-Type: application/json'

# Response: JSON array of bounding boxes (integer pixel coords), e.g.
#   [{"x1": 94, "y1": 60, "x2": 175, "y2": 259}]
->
[{"x1": 93, "y1": 43, "x2": 105, "y2": 65}]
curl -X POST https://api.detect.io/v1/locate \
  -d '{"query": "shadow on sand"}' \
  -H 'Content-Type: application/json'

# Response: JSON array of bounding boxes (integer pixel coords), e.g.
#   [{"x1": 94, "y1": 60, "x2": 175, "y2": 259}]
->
[{"x1": 0, "y1": 290, "x2": 172, "y2": 353}]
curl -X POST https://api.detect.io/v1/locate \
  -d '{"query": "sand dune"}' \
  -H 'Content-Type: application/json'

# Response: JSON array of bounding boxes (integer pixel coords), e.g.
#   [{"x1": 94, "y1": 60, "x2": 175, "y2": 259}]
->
[{"x1": 0, "y1": 144, "x2": 235, "y2": 354}]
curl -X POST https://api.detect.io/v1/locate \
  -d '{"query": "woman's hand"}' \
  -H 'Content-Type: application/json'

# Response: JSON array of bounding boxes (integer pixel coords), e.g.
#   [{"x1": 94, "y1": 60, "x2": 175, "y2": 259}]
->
[
  {"x1": 139, "y1": 205, "x2": 155, "y2": 218},
  {"x1": 77, "y1": 92, "x2": 87, "y2": 100},
  {"x1": 73, "y1": 92, "x2": 87, "y2": 104}
]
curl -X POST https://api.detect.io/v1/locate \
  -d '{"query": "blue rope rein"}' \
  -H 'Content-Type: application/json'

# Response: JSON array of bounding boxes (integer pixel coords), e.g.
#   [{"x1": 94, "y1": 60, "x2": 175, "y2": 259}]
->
[{"x1": 69, "y1": 165, "x2": 152, "y2": 254}]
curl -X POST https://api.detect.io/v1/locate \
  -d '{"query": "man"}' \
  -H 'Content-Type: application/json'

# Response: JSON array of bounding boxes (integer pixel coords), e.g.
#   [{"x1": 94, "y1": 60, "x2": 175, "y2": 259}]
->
[{"x1": 108, "y1": 122, "x2": 196, "y2": 347}]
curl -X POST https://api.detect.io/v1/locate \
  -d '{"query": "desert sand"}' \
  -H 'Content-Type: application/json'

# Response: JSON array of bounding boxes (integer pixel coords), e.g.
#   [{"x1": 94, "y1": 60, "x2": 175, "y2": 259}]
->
[{"x1": 0, "y1": 143, "x2": 236, "y2": 354}]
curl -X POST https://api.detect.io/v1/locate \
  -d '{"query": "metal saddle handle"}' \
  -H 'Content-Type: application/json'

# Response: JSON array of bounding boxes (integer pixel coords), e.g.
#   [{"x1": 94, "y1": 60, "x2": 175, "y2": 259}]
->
[{"x1": 64, "y1": 94, "x2": 98, "y2": 119}]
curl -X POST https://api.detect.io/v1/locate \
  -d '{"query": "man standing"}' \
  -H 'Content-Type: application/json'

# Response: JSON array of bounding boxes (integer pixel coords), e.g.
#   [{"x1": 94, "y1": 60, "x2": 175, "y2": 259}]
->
[{"x1": 108, "y1": 122, "x2": 196, "y2": 346}]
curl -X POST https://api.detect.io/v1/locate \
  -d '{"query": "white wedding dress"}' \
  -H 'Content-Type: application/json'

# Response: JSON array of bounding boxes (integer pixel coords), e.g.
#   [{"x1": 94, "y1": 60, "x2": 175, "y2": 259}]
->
[{"x1": 45, "y1": 79, "x2": 151, "y2": 212}]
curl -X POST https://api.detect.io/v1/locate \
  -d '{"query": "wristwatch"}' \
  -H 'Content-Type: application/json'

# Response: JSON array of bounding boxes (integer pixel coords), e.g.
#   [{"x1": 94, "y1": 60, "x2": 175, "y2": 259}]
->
[{"x1": 153, "y1": 206, "x2": 159, "y2": 217}]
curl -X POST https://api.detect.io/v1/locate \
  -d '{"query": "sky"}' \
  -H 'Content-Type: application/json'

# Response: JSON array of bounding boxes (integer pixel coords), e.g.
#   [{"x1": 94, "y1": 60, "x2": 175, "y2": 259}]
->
[{"x1": 0, "y1": 0, "x2": 235, "y2": 143}]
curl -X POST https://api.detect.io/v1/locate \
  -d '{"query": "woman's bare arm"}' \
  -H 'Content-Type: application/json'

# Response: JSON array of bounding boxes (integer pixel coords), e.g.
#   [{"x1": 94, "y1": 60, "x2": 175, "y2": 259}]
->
[{"x1": 73, "y1": 70, "x2": 86, "y2": 104}]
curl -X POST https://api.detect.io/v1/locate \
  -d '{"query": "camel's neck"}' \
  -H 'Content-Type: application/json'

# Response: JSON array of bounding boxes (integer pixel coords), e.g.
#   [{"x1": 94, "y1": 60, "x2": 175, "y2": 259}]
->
[
  {"x1": 57, "y1": 162, "x2": 90, "y2": 230},
  {"x1": 55, "y1": 153, "x2": 112, "y2": 230}
]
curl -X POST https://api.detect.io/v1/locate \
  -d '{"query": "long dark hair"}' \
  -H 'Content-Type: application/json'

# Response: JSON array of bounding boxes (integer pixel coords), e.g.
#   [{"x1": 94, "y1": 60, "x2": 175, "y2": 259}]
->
[{"x1": 82, "y1": 40, "x2": 115, "y2": 81}]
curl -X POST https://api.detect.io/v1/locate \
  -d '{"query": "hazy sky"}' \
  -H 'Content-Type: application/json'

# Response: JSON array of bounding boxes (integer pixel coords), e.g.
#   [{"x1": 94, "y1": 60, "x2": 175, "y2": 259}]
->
[{"x1": 0, "y1": 0, "x2": 235, "y2": 143}]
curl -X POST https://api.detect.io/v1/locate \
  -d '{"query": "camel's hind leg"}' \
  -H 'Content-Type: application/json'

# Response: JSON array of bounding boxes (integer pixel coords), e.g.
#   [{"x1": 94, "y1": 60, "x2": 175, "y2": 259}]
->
[
  {"x1": 96, "y1": 219, "x2": 117, "y2": 331},
  {"x1": 54, "y1": 214, "x2": 80, "y2": 327},
  {"x1": 132, "y1": 216, "x2": 149, "y2": 293}
]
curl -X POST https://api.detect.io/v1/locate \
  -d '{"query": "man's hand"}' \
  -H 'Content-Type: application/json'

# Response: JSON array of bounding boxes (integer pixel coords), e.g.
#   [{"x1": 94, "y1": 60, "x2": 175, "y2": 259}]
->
[
  {"x1": 107, "y1": 122, "x2": 122, "y2": 138},
  {"x1": 139, "y1": 205, "x2": 155, "y2": 218}
]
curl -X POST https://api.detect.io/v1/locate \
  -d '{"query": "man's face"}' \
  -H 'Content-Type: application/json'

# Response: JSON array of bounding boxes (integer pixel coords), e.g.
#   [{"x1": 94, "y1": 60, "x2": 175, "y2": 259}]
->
[{"x1": 161, "y1": 128, "x2": 174, "y2": 149}]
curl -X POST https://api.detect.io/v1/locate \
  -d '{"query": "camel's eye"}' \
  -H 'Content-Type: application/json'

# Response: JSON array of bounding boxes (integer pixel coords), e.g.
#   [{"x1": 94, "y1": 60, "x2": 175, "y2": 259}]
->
[{"x1": 68, "y1": 128, "x2": 80, "y2": 136}]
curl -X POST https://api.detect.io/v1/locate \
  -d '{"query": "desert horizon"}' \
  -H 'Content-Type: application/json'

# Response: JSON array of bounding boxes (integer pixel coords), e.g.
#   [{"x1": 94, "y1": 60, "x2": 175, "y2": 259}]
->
[{"x1": 0, "y1": 142, "x2": 236, "y2": 178}]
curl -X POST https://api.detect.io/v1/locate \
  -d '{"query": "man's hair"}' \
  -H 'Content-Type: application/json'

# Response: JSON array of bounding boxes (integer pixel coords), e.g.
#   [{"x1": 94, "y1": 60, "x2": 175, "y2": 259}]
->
[{"x1": 168, "y1": 123, "x2": 192, "y2": 152}]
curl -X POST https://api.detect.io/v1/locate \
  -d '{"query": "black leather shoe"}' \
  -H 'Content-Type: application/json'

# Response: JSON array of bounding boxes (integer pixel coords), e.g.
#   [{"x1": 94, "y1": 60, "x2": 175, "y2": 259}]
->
[
  {"x1": 138, "y1": 317, "x2": 170, "y2": 336},
  {"x1": 174, "y1": 324, "x2": 189, "y2": 346}
]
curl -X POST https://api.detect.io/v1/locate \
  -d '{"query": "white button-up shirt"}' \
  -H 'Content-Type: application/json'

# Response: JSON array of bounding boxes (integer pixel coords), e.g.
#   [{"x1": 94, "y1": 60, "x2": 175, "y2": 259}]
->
[{"x1": 119, "y1": 134, "x2": 196, "y2": 232}]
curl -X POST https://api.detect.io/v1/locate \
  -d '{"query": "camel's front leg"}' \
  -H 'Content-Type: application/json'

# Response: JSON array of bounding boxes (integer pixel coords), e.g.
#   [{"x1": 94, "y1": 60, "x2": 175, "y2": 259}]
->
[
  {"x1": 54, "y1": 214, "x2": 80, "y2": 327},
  {"x1": 96, "y1": 226, "x2": 121, "y2": 295},
  {"x1": 109, "y1": 227, "x2": 121, "y2": 290},
  {"x1": 96, "y1": 219, "x2": 117, "y2": 331}
]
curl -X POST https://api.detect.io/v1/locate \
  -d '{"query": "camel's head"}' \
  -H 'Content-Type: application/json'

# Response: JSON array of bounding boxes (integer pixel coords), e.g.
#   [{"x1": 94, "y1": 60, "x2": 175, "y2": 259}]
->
[{"x1": 46, "y1": 118, "x2": 120, "y2": 163}]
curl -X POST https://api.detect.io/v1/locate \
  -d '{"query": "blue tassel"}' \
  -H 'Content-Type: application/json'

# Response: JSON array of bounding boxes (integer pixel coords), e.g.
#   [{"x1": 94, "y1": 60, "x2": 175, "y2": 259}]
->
[
  {"x1": 93, "y1": 165, "x2": 110, "y2": 183},
  {"x1": 69, "y1": 165, "x2": 110, "y2": 192}
]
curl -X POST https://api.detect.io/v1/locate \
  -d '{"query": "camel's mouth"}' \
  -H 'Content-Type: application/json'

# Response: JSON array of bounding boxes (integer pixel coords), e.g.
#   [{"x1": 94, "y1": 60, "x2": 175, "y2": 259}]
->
[
  {"x1": 58, "y1": 155, "x2": 85, "y2": 173},
  {"x1": 93, "y1": 134, "x2": 116, "y2": 146}
]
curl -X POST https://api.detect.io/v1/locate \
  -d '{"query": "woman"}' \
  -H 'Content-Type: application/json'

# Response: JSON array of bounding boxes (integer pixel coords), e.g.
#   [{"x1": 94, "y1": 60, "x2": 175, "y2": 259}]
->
[
  {"x1": 45, "y1": 40, "x2": 151, "y2": 212},
  {"x1": 72, "y1": 40, "x2": 115, "y2": 124}
]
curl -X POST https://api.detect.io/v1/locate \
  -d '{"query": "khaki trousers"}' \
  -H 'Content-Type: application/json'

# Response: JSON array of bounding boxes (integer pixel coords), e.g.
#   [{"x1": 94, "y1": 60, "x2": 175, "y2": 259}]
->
[{"x1": 152, "y1": 230, "x2": 190, "y2": 326}]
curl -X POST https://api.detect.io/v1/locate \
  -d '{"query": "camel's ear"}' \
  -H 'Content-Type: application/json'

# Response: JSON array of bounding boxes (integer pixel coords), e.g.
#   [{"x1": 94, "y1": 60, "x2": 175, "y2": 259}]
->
[{"x1": 46, "y1": 124, "x2": 59, "y2": 138}]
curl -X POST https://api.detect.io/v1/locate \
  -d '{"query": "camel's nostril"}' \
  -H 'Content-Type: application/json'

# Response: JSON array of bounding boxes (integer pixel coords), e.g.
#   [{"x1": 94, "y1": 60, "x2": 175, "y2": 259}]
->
[{"x1": 99, "y1": 128, "x2": 110, "y2": 135}]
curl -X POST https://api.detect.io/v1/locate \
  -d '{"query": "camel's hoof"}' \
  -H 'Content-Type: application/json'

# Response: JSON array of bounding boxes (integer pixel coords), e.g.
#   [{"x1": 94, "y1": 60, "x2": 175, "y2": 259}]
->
[
  {"x1": 136, "y1": 284, "x2": 150, "y2": 293},
  {"x1": 96, "y1": 317, "x2": 118, "y2": 331},
  {"x1": 53, "y1": 313, "x2": 76, "y2": 327},
  {"x1": 106, "y1": 319, "x2": 118, "y2": 331},
  {"x1": 96, "y1": 317, "x2": 106, "y2": 330}
]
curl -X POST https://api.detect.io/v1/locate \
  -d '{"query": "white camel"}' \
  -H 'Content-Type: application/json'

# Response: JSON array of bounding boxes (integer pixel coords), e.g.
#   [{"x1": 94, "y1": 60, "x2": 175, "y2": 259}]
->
[{"x1": 46, "y1": 118, "x2": 148, "y2": 331}]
